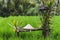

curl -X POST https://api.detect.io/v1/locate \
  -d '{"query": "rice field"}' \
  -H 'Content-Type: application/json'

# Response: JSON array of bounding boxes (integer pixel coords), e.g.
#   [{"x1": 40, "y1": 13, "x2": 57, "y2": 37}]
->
[{"x1": 0, "y1": 16, "x2": 60, "y2": 40}]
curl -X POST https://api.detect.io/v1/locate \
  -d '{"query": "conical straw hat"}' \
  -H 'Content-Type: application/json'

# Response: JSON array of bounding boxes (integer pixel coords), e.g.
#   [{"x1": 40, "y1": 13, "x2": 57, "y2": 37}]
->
[{"x1": 23, "y1": 24, "x2": 34, "y2": 29}]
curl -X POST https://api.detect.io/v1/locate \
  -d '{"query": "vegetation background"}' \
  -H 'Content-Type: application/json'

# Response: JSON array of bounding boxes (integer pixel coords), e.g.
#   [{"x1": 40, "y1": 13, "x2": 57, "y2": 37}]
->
[
  {"x1": 0, "y1": 0, "x2": 41, "y2": 17},
  {"x1": 0, "y1": 0, "x2": 60, "y2": 40}
]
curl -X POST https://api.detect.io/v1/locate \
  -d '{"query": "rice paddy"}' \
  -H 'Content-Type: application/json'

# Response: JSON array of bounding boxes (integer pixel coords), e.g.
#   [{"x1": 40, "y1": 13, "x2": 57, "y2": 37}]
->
[{"x1": 0, "y1": 16, "x2": 60, "y2": 40}]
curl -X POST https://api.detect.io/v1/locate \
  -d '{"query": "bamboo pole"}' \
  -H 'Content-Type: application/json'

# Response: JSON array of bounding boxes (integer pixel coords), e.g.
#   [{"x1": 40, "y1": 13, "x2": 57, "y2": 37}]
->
[{"x1": 15, "y1": 27, "x2": 51, "y2": 32}]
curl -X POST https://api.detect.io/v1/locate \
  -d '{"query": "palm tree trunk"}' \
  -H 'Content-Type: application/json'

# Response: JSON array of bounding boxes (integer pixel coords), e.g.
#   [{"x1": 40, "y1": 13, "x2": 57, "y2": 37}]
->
[{"x1": 41, "y1": 10, "x2": 51, "y2": 38}]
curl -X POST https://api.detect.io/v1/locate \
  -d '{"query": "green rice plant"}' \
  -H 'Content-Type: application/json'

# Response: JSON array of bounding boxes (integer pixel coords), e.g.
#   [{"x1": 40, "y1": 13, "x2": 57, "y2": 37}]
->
[{"x1": 0, "y1": 16, "x2": 60, "y2": 40}]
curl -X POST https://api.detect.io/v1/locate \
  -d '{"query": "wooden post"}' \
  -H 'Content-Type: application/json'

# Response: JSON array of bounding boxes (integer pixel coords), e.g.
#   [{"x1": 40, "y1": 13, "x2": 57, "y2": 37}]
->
[
  {"x1": 15, "y1": 27, "x2": 20, "y2": 37},
  {"x1": 16, "y1": 31, "x2": 19, "y2": 37}
]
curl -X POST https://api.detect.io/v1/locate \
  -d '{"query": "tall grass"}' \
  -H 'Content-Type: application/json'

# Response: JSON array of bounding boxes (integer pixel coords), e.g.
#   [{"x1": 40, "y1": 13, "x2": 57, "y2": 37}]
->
[{"x1": 0, "y1": 16, "x2": 60, "y2": 40}]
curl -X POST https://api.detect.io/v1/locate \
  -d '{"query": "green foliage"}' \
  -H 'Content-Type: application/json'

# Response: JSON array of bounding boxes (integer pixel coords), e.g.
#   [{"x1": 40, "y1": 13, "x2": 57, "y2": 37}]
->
[
  {"x1": 0, "y1": 0, "x2": 39, "y2": 17},
  {"x1": 0, "y1": 16, "x2": 60, "y2": 40},
  {"x1": 45, "y1": 0, "x2": 54, "y2": 7}
]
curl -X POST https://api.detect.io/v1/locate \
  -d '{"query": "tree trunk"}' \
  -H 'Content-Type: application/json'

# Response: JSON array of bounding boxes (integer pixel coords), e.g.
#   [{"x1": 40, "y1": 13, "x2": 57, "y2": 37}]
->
[{"x1": 41, "y1": 10, "x2": 51, "y2": 38}]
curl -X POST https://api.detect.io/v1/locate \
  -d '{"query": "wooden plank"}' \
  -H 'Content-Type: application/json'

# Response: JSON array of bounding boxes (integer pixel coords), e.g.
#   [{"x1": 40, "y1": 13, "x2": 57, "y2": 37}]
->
[{"x1": 17, "y1": 28, "x2": 51, "y2": 32}]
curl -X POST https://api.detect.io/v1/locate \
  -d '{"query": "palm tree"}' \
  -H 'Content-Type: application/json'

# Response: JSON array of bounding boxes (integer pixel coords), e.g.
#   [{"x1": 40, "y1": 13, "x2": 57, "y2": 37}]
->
[{"x1": 39, "y1": 0, "x2": 59, "y2": 38}]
